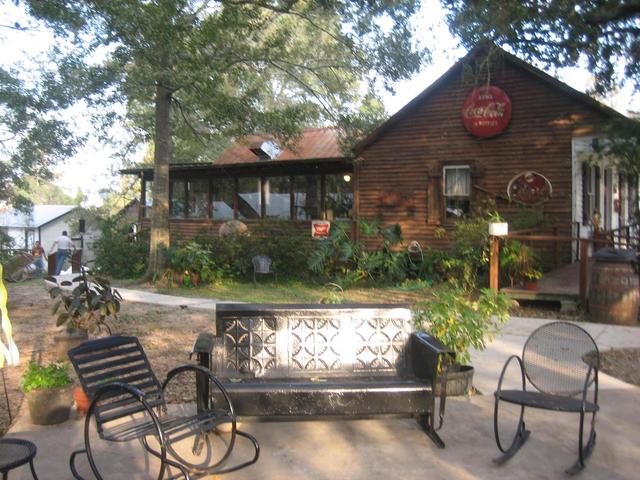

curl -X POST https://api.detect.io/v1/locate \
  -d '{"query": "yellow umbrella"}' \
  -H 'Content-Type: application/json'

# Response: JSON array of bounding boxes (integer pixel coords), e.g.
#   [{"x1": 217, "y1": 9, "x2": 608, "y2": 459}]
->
[{"x1": 0, "y1": 263, "x2": 20, "y2": 368}]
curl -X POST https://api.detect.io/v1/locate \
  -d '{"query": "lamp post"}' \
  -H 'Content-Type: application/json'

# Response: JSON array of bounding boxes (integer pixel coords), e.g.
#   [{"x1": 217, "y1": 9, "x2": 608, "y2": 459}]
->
[{"x1": 489, "y1": 222, "x2": 509, "y2": 291}]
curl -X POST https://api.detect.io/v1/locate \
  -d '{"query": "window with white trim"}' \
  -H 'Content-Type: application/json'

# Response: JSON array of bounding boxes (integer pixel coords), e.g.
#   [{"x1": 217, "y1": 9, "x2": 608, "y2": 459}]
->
[{"x1": 443, "y1": 165, "x2": 471, "y2": 219}]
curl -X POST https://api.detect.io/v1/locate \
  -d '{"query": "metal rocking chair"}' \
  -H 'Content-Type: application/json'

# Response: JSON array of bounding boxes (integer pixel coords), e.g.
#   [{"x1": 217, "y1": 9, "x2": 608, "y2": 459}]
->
[
  {"x1": 493, "y1": 321, "x2": 599, "y2": 475},
  {"x1": 67, "y1": 336, "x2": 259, "y2": 479}
]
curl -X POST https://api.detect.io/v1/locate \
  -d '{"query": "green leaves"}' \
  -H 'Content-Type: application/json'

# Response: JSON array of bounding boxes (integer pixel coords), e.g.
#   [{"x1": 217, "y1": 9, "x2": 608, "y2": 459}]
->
[
  {"x1": 414, "y1": 285, "x2": 510, "y2": 366},
  {"x1": 21, "y1": 362, "x2": 72, "y2": 393},
  {"x1": 307, "y1": 218, "x2": 407, "y2": 284},
  {"x1": 48, "y1": 269, "x2": 122, "y2": 332},
  {"x1": 442, "y1": 0, "x2": 640, "y2": 94}
]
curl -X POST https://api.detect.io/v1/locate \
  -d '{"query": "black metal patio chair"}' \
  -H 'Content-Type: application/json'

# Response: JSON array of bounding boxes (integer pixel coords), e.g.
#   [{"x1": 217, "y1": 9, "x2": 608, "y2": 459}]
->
[
  {"x1": 251, "y1": 255, "x2": 276, "y2": 286},
  {"x1": 67, "y1": 336, "x2": 259, "y2": 480},
  {"x1": 493, "y1": 321, "x2": 599, "y2": 475}
]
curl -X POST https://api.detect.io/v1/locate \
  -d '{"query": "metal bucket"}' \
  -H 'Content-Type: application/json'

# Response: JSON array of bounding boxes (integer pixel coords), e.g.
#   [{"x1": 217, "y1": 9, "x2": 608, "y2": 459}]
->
[{"x1": 589, "y1": 248, "x2": 639, "y2": 325}]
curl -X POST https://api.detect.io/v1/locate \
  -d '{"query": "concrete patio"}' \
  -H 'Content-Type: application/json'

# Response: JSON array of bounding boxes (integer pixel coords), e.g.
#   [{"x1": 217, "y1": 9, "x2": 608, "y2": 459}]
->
[{"x1": 4, "y1": 310, "x2": 640, "y2": 479}]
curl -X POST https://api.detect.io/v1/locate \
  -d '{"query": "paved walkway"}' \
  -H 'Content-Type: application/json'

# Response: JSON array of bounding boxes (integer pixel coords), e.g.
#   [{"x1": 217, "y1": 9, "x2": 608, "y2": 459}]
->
[{"x1": 5, "y1": 289, "x2": 640, "y2": 479}]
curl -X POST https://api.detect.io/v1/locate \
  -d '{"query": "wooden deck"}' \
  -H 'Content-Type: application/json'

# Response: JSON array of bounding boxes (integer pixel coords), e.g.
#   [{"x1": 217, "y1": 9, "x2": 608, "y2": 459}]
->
[{"x1": 502, "y1": 261, "x2": 586, "y2": 311}]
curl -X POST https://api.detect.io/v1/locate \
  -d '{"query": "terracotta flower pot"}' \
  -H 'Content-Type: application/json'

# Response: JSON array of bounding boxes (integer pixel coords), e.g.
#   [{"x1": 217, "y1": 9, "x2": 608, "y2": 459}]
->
[
  {"x1": 26, "y1": 385, "x2": 73, "y2": 425},
  {"x1": 73, "y1": 386, "x2": 91, "y2": 415}
]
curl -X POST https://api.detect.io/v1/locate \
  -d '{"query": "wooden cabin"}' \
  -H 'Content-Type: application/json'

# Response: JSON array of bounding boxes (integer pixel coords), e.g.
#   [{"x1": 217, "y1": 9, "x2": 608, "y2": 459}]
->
[{"x1": 122, "y1": 47, "x2": 635, "y2": 257}]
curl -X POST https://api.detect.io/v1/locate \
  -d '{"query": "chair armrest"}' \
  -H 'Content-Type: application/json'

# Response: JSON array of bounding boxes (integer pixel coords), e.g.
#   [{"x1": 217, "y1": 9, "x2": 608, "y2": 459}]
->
[
  {"x1": 89, "y1": 382, "x2": 167, "y2": 449},
  {"x1": 163, "y1": 364, "x2": 237, "y2": 420},
  {"x1": 495, "y1": 355, "x2": 526, "y2": 396},
  {"x1": 580, "y1": 364, "x2": 599, "y2": 412}
]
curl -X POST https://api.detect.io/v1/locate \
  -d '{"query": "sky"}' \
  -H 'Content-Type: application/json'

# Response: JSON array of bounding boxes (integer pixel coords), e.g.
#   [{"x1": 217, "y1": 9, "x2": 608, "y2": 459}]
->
[{"x1": 1, "y1": 0, "x2": 639, "y2": 207}]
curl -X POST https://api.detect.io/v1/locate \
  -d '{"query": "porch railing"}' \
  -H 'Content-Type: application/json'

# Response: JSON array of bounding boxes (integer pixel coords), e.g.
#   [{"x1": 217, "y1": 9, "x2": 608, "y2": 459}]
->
[{"x1": 489, "y1": 228, "x2": 640, "y2": 309}]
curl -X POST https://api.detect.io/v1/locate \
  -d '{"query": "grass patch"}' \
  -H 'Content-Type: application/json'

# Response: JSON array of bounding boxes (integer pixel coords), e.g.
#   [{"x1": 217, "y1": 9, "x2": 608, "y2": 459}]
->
[{"x1": 153, "y1": 279, "x2": 433, "y2": 305}]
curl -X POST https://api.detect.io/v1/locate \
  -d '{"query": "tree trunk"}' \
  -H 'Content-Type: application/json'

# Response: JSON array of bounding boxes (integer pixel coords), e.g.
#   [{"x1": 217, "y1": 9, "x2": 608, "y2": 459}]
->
[{"x1": 146, "y1": 83, "x2": 173, "y2": 278}]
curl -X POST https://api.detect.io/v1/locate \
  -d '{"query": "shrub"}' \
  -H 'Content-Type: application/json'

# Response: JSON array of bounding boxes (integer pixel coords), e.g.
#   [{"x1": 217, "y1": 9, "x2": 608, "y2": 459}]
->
[
  {"x1": 93, "y1": 217, "x2": 148, "y2": 278},
  {"x1": 414, "y1": 285, "x2": 510, "y2": 366},
  {"x1": 445, "y1": 200, "x2": 502, "y2": 291},
  {"x1": 163, "y1": 241, "x2": 221, "y2": 286},
  {"x1": 308, "y1": 219, "x2": 408, "y2": 285},
  {"x1": 21, "y1": 362, "x2": 72, "y2": 393}
]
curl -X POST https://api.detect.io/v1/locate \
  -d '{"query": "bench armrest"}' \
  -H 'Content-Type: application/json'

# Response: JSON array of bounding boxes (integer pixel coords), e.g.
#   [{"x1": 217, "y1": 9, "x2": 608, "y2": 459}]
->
[
  {"x1": 410, "y1": 332, "x2": 453, "y2": 381},
  {"x1": 411, "y1": 332, "x2": 453, "y2": 432},
  {"x1": 190, "y1": 332, "x2": 215, "y2": 359}
]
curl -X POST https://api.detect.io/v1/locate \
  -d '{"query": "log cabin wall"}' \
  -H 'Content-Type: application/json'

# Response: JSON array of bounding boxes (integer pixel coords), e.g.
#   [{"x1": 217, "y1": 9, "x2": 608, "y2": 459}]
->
[{"x1": 356, "y1": 53, "x2": 611, "y2": 257}]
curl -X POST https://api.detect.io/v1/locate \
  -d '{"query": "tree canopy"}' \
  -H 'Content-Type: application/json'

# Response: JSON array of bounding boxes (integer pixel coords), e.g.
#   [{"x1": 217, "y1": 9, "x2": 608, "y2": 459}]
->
[
  {"x1": 22, "y1": 0, "x2": 428, "y2": 275},
  {"x1": 0, "y1": 51, "x2": 80, "y2": 210},
  {"x1": 442, "y1": 0, "x2": 640, "y2": 95}
]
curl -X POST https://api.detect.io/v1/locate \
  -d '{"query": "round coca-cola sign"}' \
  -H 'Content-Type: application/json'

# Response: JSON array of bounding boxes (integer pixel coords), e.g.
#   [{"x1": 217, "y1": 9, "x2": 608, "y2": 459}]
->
[{"x1": 461, "y1": 86, "x2": 512, "y2": 138}]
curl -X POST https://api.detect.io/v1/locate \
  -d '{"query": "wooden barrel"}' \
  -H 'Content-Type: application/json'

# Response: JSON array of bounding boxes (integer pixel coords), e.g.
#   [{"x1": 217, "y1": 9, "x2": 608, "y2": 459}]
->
[{"x1": 589, "y1": 248, "x2": 639, "y2": 325}]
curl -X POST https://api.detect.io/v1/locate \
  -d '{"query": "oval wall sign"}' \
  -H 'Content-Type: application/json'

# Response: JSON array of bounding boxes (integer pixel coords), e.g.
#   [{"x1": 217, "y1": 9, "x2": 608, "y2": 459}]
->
[
  {"x1": 507, "y1": 171, "x2": 553, "y2": 205},
  {"x1": 461, "y1": 85, "x2": 512, "y2": 138}
]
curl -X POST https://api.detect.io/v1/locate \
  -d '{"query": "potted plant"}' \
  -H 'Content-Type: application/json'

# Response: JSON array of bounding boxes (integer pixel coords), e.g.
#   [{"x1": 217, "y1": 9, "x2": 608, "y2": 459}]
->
[
  {"x1": 500, "y1": 240, "x2": 543, "y2": 289},
  {"x1": 413, "y1": 285, "x2": 510, "y2": 395},
  {"x1": 21, "y1": 362, "x2": 73, "y2": 425},
  {"x1": 49, "y1": 268, "x2": 122, "y2": 358}
]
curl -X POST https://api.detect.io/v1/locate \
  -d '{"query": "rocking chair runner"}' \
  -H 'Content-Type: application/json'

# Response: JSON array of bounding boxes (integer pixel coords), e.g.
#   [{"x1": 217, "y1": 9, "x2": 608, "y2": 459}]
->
[
  {"x1": 67, "y1": 336, "x2": 259, "y2": 480},
  {"x1": 493, "y1": 321, "x2": 599, "y2": 475}
]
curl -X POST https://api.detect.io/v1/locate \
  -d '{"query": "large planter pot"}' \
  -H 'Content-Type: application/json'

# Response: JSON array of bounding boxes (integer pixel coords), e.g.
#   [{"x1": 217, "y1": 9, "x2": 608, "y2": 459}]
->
[
  {"x1": 25, "y1": 385, "x2": 73, "y2": 425},
  {"x1": 435, "y1": 365, "x2": 474, "y2": 396},
  {"x1": 53, "y1": 328, "x2": 88, "y2": 360}
]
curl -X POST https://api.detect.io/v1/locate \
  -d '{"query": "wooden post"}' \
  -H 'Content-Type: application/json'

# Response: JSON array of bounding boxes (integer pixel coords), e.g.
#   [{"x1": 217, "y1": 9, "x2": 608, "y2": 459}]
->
[
  {"x1": 579, "y1": 239, "x2": 589, "y2": 309},
  {"x1": 490, "y1": 236, "x2": 499, "y2": 291}
]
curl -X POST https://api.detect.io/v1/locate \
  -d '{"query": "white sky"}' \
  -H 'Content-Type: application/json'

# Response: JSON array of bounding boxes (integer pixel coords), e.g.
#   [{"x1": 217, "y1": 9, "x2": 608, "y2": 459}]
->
[{"x1": 1, "y1": 0, "x2": 638, "y2": 207}]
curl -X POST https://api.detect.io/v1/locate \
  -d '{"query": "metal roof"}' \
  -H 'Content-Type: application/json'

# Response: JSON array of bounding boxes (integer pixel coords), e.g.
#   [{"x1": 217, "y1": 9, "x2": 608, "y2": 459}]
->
[
  {"x1": 214, "y1": 127, "x2": 345, "y2": 165},
  {"x1": 0, "y1": 205, "x2": 76, "y2": 228}
]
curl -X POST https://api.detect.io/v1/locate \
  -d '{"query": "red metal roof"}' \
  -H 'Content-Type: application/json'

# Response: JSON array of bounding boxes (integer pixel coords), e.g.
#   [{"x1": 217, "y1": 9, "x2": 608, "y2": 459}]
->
[{"x1": 214, "y1": 127, "x2": 345, "y2": 165}]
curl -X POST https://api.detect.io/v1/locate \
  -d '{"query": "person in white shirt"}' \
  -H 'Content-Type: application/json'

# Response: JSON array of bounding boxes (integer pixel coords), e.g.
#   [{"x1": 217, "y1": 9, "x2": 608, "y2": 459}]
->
[{"x1": 51, "y1": 231, "x2": 75, "y2": 275}]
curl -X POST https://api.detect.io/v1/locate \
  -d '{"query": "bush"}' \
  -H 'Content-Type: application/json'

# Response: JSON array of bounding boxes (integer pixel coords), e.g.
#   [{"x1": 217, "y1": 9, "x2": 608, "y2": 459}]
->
[
  {"x1": 163, "y1": 241, "x2": 221, "y2": 286},
  {"x1": 94, "y1": 217, "x2": 148, "y2": 278},
  {"x1": 190, "y1": 220, "x2": 313, "y2": 283},
  {"x1": 21, "y1": 362, "x2": 72, "y2": 393},
  {"x1": 414, "y1": 285, "x2": 510, "y2": 366},
  {"x1": 308, "y1": 219, "x2": 408, "y2": 285},
  {"x1": 441, "y1": 200, "x2": 502, "y2": 291}
]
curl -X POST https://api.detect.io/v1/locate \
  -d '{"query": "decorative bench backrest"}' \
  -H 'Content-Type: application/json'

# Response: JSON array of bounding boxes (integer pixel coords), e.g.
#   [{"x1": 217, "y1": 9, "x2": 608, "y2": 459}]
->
[{"x1": 213, "y1": 304, "x2": 414, "y2": 378}]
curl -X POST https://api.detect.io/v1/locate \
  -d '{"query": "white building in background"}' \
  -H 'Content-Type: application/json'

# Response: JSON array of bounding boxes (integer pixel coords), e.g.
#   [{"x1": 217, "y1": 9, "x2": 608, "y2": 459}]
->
[{"x1": 0, "y1": 205, "x2": 99, "y2": 262}]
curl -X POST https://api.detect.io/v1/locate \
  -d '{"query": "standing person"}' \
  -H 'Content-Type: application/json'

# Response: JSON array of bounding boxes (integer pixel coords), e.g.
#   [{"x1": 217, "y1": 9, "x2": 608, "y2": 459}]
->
[
  {"x1": 51, "y1": 231, "x2": 74, "y2": 275},
  {"x1": 30, "y1": 241, "x2": 47, "y2": 276}
]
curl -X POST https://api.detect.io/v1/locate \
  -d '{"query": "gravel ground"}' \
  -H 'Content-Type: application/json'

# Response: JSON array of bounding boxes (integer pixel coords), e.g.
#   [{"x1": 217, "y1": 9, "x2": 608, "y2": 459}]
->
[{"x1": 1, "y1": 280, "x2": 212, "y2": 435}]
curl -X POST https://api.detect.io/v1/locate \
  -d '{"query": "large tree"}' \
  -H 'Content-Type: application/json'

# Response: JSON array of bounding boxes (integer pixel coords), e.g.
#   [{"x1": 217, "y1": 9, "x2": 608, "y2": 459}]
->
[
  {"x1": 0, "y1": 53, "x2": 80, "y2": 210},
  {"x1": 442, "y1": 0, "x2": 640, "y2": 95},
  {"x1": 24, "y1": 0, "x2": 427, "y2": 277}
]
